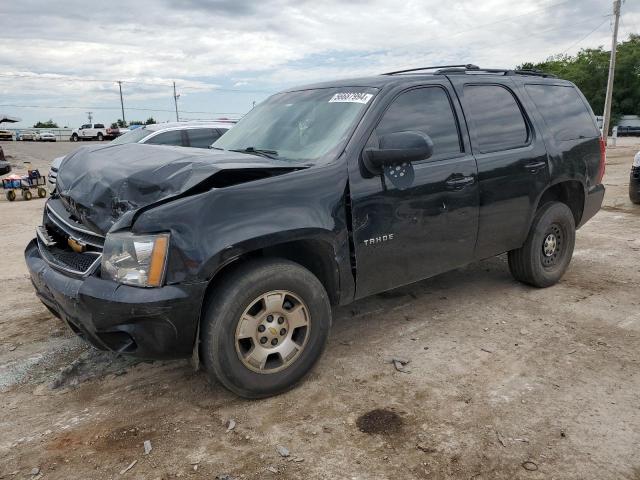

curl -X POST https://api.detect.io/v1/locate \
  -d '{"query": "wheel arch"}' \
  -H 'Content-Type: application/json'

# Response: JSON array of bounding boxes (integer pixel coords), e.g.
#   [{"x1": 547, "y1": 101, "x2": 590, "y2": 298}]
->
[{"x1": 533, "y1": 180, "x2": 585, "y2": 227}]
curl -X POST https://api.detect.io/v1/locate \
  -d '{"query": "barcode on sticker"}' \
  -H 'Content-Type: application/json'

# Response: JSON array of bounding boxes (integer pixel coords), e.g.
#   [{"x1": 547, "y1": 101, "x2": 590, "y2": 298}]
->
[{"x1": 328, "y1": 93, "x2": 373, "y2": 104}]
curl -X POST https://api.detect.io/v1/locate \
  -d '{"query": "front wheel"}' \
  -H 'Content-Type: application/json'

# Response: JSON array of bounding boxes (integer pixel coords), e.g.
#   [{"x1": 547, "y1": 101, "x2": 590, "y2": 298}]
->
[
  {"x1": 71, "y1": 134, "x2": 79, "y2": 142},
  {"x1": 97, "y1": 133, "x2": 103, "y2": 141},
  {"x1": 508, "y1": 202, "x2": 576, "y2": 288},
  {"x1": 201, "y1": 258, "x2": 331, "y2": 399}
]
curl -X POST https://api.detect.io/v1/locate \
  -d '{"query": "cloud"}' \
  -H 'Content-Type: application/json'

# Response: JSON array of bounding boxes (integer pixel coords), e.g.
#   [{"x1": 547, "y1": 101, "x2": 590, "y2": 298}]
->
[{"x1": 0, "y1": 0, "x2": 638, "y2": 126}]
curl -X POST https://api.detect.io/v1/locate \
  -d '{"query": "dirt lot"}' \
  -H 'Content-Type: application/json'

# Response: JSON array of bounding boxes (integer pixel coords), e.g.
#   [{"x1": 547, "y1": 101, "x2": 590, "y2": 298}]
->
[{"x1": 1, "y1": 139, "x2": 639, "y2": 480}]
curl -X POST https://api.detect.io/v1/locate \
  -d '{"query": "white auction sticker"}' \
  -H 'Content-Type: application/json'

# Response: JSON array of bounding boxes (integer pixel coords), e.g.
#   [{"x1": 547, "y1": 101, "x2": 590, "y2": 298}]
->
[{"x1": 328, "y1": 92, "x2": 373, "y2": 104}]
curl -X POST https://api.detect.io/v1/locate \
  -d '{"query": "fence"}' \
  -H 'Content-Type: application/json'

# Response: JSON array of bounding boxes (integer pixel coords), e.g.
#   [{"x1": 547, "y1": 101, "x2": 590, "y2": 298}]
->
[{"x1": 1, "y1": 128, "x2": 73, "y2": 141}]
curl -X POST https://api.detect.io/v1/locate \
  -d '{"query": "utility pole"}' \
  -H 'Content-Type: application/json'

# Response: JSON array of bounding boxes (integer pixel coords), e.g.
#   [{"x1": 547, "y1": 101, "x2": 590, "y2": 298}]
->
[
  {"x1": 86, "y1": 111, "x2": 93, "y2": 123},
  {"x1": 173, "y1": 82, "x2": 180, "y2": 122},
  {"x1": 602, "y1": 0, "x2": 621, "y2": 144},
  {"x1": 117, "y1": 81, "x2": 126, "y2": 125}
]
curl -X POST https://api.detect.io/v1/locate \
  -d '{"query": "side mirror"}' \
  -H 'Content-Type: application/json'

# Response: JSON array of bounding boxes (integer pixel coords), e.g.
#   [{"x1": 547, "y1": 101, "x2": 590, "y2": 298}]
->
[{"x1": 364, "y1": 131, "x2": 434, "y2": 175}]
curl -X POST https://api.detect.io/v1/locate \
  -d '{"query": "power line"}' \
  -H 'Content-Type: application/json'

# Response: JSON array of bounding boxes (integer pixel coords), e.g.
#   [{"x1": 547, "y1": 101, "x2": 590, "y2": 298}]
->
[
  {"x1": 560, "y1": 16, "x2": 612, "y2": 55},
  {"x1": 0, "y1": 73, "x2": 273, "y2": 94},
  {"x1": 0, "y1": 103, "x2": 241, "y2": 115}
]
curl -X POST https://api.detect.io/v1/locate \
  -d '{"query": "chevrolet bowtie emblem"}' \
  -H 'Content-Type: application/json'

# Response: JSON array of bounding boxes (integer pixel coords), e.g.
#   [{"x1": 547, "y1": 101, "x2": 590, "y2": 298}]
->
[
  {"x1": 67, "y1": 237, "x2": 86, "y2": 253},
  {"x1": 268, "y1": 327, "x2": 278, "y2": 336}
]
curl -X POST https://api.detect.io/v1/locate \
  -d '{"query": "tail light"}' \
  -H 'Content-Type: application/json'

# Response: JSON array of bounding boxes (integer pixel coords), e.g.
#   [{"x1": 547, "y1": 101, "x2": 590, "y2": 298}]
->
[{"x1": 597, "y1": 136, "x2": 606, "y2": 184}]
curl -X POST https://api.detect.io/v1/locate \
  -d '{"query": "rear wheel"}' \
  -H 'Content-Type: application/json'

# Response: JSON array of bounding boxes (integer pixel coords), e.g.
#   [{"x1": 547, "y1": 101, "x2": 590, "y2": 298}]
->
[
  {"x1": 201, "y1": 258, "x2": 331, "y2": 398},
  {"x1": 22, "y1": 189, "x2": 32, "y2": 201},
  {"x1": 71, "y1": 133, "x2": 79, "y2": 142},
  {"x1": 6, "y1": 190, "x2": 16, "y2": 201},
  {"x1": 97, "y1": 133, "x2": 103, "y2": 141},
  {"x1": 508, "y1": 202, "x2": 575, "y2": 288},
  {"x1": 37, "y1": 187, "x2": 47, "y2": 198}
]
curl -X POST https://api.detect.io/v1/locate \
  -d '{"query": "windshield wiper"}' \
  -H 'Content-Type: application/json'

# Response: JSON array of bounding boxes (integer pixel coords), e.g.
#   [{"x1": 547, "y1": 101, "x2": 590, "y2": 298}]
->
[{"x1": 229, "y1": 147, "x2": 279, "y2": 159}]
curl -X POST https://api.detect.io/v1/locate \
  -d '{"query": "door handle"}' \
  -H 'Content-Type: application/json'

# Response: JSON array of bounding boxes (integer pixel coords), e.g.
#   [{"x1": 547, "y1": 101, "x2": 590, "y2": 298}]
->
[
  {"x1": 525, "y1": 161, "x2": 546, "y2": 173},
  {"x1": 445, "y1": 175, "x2": 475, "y2": 190}
]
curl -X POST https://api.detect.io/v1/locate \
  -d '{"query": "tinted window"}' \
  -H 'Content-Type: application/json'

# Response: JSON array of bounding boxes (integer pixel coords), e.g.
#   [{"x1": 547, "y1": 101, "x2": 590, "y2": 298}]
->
[
  {"x1": 80, "y1": 124, "x2": 90, "y2": 129},
  {"x1": 464, "y1": 85, "x2": 528, "y2": 152},
  {"x1": 374, "y1": 87, "x2": 461, "y2": 157},
  {"x1": 145, "y1": 130, "x2": 184, "y2": 146},
  {"x1": 186, "y1": 128, "x2": 220, "y2": 148},
  {"x1": 94, "y1": 124, "x2": 104, "y2": 129},
  {"x1": 525, "y1": 84, "x2": 599, "y2": 141}
]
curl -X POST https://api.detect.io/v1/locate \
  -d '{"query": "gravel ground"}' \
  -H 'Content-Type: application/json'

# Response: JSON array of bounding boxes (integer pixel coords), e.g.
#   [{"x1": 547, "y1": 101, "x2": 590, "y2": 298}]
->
[{"x1": 0, "y1": 139, "x2": 639, "y2": 480}]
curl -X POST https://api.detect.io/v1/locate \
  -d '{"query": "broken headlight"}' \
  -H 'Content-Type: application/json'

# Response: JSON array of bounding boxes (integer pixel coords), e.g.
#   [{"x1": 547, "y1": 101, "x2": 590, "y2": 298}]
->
[{"x1": 101, "y1": 232, "x2": 169, "y2": 287}]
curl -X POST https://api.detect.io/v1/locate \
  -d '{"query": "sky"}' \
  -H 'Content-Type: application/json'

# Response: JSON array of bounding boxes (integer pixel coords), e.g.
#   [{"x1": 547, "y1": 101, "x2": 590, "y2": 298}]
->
[{"x1": 0, "y1": 0, "x2": 638, "y2": 128}]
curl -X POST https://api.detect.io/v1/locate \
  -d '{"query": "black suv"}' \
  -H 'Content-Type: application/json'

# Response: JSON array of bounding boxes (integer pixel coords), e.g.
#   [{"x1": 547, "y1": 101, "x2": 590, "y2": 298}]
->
[{"x1": 26, "y1": 65, "x2": 605, "y2": 398}]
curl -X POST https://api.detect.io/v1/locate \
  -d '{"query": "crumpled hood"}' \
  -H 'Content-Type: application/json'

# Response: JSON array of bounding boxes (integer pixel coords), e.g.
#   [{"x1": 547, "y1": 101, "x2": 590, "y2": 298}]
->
[{"x1": 56, "y1": 143, "x2": 303, "y2": 234}]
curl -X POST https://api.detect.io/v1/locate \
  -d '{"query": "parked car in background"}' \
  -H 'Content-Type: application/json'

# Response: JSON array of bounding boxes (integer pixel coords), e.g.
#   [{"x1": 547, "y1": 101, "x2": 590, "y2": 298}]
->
[
  {"x1": 0, "y1": 129, "x2": 12, "y2": 141},
  {"x1": 630, "y1": 151, "x2": 640, "y2": 204},
  {"x1": 28, "y1": 65, "x2": 604, "y2": 398},
  {"x1": 110, "y1": 121, "x2": 235, "y2": 148},
  {"x1": 19, "y1": 131, "x2": 37, "y2": 141},
  {"x1": 617, "y1": 126, "x2": 640, "y2": 137},
  {"x1": 105, "y1": 126, "x2": 129, "y2": 139},
  {"x1": 36, "y1": 131, "x2": 57, "y2": 142},
  {"x1": 48, "y1": 121, "x2": 235, "y2": 192},
  {"x1": 0, "y1": 146, "x2": 10, "y2": 175},
  {"x1": 70, "y1": 123, "x2": 108, "y2": 142}
]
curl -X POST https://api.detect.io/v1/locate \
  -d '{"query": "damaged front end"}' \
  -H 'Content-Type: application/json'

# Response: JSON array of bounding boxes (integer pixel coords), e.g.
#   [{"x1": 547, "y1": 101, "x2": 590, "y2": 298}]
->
[{"x1": 26, "y1": 143, "x2": 305, "y2": 358}]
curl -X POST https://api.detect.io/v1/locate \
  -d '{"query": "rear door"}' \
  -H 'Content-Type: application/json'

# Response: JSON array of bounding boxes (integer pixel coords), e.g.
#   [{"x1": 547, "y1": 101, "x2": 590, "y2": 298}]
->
[
  {"x1": 144, "y1": 129, "x2": 187, "y2": 146},
  {"x1": 185, "y1": 128, "x2": 222, "y2": 148},
  {"x1": 448, "y1": 76, "x2": 549, "y2": 259},
  {"x1": 348, "y1": 83, "x2": 479, "y2": 298}
]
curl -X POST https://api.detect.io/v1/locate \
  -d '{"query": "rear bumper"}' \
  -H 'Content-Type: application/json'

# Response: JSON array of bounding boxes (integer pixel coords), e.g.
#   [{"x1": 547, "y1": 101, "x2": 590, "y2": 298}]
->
[
  {"x1": 578, "y1": 184, "x2": 605, "y2": 228},
  {"x1": 25, "y1": 239, "x2": 207, "y2": 359},
  {"x1": 630, "y1": 168, "x2": 640, "y2": 204}
]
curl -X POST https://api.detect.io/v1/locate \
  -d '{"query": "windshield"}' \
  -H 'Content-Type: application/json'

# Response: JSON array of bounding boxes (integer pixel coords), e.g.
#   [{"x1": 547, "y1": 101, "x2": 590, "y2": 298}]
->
[
  {"x1": 213, "y1": 87, "x2": 378, "y2": 162},
  {"x1": 110, "y1": 127, "x2": 153, "y2": 145}
]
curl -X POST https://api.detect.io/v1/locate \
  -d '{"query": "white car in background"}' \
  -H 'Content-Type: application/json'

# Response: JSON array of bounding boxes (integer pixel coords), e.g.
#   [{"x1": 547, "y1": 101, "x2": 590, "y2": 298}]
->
[
  {"x1": 48, "y1": 120, "x2": 236, "y2": 192},
  {"x1": 36, "y1": 131, "x2": 56, "y2": 142}
]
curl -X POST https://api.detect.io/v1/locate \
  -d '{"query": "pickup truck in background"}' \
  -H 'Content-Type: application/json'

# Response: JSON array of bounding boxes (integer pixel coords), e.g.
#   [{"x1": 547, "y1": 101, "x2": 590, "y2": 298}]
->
[{"x1": 70, "y1": 123, "x2": 109, "y2": 141}]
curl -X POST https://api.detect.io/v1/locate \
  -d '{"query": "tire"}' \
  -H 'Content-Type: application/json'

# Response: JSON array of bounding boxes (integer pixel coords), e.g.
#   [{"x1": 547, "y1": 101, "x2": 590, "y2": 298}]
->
[
  {"x1": 97, "y1": 133, "x2": 103, "y2": 141},
  {"x1": 22, "y1": 189, "x2": 32, "y2": 201},
  {"x1": 6, "y1": 190, "x2": 16, "y2": 201},
  {"x1": 508, "y1": 201, "x2": 576, "y2": 288},
  {"x1": 201, "y1": 258, "x2": 331, "y2": 399},
  {"x1": 71, "y1": 134, "x2": 79, "y2": 142},
  {"x1": 37, "y1": 187, "x2": 47, "y2": 198}
]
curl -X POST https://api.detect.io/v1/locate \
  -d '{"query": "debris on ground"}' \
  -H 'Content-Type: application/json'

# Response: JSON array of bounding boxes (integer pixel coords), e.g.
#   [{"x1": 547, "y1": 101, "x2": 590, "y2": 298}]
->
[
  {"x1": 384, "y1": 356, "x2": 411, "y2": 373},
  {"x1": 225, "y1": 419, "x2": 236, "y2": 433},
  {"x1": 356, "y1": 409, "x2": 403, "y2": 434},
  {"x1": 267, "y1": 466, "x2": 278, "y2": 474},
  {"x1": 495, "y1": 430, "x2": 506, "y2": 447},
  {"x1": 276, "y1": 445, "x2": 290, "y2": 457},
  {"x1": 30, "y1": 467, "x2": 40, "y2": 476},
  {"x1": 522, "y1": 461, "x2": 538, "y2": 471},
  {"x1": 143, "y1": 440, "x2": 152, "y2": 455},
  {"x1": 119, "y1": 460, "x2": 137, "y2": 475}
]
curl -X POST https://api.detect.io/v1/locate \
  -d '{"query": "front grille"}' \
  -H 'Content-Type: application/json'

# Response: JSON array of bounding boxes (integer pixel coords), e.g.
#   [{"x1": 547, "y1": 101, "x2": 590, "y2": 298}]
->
[
  {"x1": 38, "y1": 240, "x2": 101, "y2": 275},
  {"x1": 38, "y1": 199, "x2": 104, "y2": 276},
  {"x1": 45, "y1": 203, "x2": 104, "y2": 248}
]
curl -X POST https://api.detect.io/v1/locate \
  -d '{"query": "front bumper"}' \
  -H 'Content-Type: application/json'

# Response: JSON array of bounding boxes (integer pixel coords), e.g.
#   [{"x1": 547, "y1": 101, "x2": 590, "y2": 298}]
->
[
  {"x1": 25, "y1": 239, "x2": 207, "y2": 359},
  {"x1": 578, "y1": 184, "x2": 605, "y2": 228},
  {"x1": 630, "y1": 168, "x2": 640, "y2": 204}
]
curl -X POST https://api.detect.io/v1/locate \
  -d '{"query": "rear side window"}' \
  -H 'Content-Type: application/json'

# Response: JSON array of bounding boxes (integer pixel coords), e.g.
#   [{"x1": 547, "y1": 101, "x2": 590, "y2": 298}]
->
[
  {"x1": 94, "y1": 124, "x2": 104, "y2": 129},
  {"x1": 145, "y1": 130, "x2": 184, "y2": 146},
  {"x1": 525, "y1": 84, "x2": 599, "y2": 141},
  {"x1": 464, "y1": 85, "x2": 529, "y2": 153},
  {"x1": 186, "y1": 128, "x2": 220, "y2": 148},
  {"x1": 374, "y1": 87, "x2": 462, "y2": 158}
]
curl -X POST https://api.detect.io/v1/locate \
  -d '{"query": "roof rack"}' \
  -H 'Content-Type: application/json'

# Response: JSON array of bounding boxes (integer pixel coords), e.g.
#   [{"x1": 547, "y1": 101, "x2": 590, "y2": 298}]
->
[
  {"x1": 383, "y1": 65, "x2": 556, "y2": 78},
  {"x1": 383, "y1": 64, "x2": 480, "y2": 75}
]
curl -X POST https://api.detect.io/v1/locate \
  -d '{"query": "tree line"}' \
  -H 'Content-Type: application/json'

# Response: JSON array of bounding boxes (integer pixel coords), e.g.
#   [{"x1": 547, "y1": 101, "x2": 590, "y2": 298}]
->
[{"x1": 519, "y1": 34, "x2": 639, "y2": 127}]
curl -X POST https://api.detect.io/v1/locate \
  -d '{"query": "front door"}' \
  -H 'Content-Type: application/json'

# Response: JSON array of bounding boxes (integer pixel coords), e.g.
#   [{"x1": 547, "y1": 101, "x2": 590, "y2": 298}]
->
[
  {"x1": 348, "y1": 84, "x2": 479, "y2": 298},
  {"x1": 447, "y1": 77, "x2": 550, "y2": 259}
]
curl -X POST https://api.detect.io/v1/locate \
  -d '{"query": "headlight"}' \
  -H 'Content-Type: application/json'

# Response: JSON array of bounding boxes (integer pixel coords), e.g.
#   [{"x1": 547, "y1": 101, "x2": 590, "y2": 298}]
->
[{"x1": 102, "y1": 232, "x2": 169, "y2": 287}]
